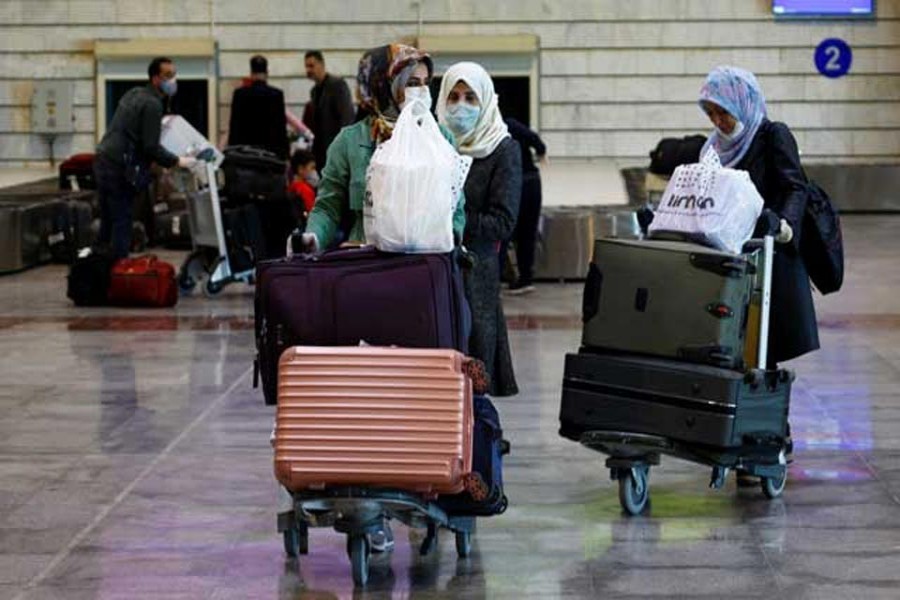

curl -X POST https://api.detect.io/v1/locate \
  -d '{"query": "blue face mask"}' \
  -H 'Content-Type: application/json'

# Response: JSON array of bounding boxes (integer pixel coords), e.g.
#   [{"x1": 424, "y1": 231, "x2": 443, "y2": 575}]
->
[
  {"x1": 444, "y1": 102, "x2": 480, "y2": 136},
  {"x1": 159, "y1": 77, "x2": 178, "y2": 97}
]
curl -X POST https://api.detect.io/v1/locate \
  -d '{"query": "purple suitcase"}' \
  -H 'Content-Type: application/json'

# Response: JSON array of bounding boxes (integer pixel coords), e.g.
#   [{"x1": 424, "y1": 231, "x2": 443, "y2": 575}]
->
[{"x1": 254, "y1": 247, "x2": 469, "y2": 405}]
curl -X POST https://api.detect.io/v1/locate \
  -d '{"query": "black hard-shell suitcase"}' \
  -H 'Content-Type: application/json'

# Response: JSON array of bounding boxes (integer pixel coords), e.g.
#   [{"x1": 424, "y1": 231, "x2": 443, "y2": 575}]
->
[
  {"x1": 581, "y1": 238, "x2": 757, "y2": 369},
  {"x1": 559, "y1": 351, "x2": 791, "y2": 449}
]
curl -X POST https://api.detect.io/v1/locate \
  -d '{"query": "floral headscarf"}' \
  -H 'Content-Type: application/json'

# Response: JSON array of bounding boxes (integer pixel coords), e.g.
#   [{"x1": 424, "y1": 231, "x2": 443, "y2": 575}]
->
[
  {"x1": 357, "y1": 44, "x2": 433, "y2": 142},
  {"x1": 698, "y1": 66, "x2": 768, "y2": 167}
]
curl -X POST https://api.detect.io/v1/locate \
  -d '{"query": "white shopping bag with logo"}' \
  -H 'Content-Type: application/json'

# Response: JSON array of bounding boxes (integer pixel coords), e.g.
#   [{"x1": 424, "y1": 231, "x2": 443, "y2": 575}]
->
[
  {"x1": 365, "y1": 101, "x2": 471, "y2": 253},
  {"x1": 649, "y1": 150, "x2": 764, "y2": 254}
]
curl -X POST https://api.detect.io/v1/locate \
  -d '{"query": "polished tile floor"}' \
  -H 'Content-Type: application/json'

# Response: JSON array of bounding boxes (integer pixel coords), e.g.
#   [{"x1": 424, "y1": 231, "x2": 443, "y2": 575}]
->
[{"x1": 0, "y1": 215, "x2": 898, "y2": 599}]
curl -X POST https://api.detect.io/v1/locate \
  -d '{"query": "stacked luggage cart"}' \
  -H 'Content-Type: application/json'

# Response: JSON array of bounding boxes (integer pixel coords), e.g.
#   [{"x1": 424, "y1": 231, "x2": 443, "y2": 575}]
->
[
  {"x1": 559, "y1": 234, "x2": 792, "y2": 515},
  {"x1": 255, "y1": 248, "x2": 507, "y2": 586}
]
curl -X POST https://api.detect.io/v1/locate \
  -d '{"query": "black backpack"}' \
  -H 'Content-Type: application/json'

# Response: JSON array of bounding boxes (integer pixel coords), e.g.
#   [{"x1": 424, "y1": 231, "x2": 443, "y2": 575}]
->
[
  {"x1": 649, "y1": 135, "x2": 708, "y2": 176},
  {"x1": 801, "y1": 182, "x2": 844, "y2": 295}
]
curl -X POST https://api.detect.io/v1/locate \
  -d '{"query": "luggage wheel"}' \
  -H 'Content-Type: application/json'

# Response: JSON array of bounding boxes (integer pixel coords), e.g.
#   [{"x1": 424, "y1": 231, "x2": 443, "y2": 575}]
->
[
  {"x1": 419, "y1": 522, "x2": 438, "y2": 556},
  {"x1": 346, "y1": 533, "x2": 370, "y2": 586},
  {"x1": 761, "y1": 465, "x2": 788, "y2": 499},
  {"x1": 709, "y1": 465, "x2": 730, "y2": 490},
  {"x1": 455, "y1": 530, "x2": 472, "y2": 558},
  {"x1": 615, "y1": 465, "x2": 650, "y2": 516},
  {"x1": 283, "y1": 523, "x2": 308, "y2": 558}
]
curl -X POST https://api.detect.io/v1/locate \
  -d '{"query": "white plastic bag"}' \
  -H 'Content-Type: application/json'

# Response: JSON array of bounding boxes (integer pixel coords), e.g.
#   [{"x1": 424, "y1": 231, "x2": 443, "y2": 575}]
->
[
  {"x1": 649, "y1": 150, "x2": 764, "y2": 254},
  {"x1": 365, "y1": 102, "x2": 472, "y2": 253},
  {"x1": 160, "y1": 115, "x2": 224, "y2": 170}
]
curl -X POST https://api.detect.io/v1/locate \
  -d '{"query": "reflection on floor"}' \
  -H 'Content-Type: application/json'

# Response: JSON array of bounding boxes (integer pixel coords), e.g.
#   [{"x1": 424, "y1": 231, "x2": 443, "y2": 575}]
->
[{"x1": 0, "y1": 215, "x2": 898, "y2": 599}]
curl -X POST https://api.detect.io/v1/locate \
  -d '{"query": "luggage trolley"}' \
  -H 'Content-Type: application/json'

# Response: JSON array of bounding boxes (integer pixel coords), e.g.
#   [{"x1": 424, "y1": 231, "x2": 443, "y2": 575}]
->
[
  {"x1": 567, "y1": 236, "x2": 792, "y2": 515},
  {"x1": 280, "y1": 488, "x2": 476, "y2": 587},
  {"x1": 175, "y1": 162, "x2": 256, "y2": 296}
]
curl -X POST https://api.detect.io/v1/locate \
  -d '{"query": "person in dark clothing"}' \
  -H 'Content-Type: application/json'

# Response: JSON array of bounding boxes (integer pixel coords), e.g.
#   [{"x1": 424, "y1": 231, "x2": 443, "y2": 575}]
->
[
  {"x1": 228, "y1": 55, "x2": 289, "y2": 159},
  {"x1": 95, "y1": 57, "x2": 195, "y2": 259},
  {"x1": 501, "y1": 117, "x2": 547, "y2": 295},
  {"x1": 305, "y1": 50, "x2": 355, "y2": 172},
  {"x1": 699, "y1": 66, "x2": 818, "y2": 483},
  {"x1": 438, "y1": 62, "x2": 521, "y2": 398},
  {"x1": 698, "y1": 65, "x2": 819, "y2": 368}
]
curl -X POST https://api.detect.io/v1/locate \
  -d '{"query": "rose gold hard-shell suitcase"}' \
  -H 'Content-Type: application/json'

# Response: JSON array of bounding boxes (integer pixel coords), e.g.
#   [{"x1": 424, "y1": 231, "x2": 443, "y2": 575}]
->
[{"x1": 275, "y1": 346, "x2": 473, "y2": 496}]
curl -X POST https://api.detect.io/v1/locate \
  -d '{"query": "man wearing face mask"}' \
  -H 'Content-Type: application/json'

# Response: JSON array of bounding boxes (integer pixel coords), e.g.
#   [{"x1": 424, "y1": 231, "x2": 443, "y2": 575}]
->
[{"x1": 95, "y1": 57, "x2": 196, "y2": 259}]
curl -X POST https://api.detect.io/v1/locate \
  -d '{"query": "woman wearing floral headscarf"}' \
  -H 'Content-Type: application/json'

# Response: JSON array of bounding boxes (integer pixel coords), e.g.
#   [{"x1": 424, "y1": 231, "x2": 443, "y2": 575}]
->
[
  {"x1": 437, "y1": 62, "x2": 522, "y2": 397},
  {"x1": 291, "y1": 44, "x2": 465, "y2": 252},
  {"x1": 699, "y1": 65, "x2": 819, "y2": 368}
]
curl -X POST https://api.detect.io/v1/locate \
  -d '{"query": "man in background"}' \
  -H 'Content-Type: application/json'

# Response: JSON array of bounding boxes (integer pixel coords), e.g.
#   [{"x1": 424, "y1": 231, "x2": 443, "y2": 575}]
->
[
  {"x1": 95, "y1": 56, "x2": 195, "y2": 258},
  {"x1": 305, "y1": 50, "x2": 355, "y2": 172},
  {"x1": 228, "y1": 55, "x2": 289, "y2": 159}
]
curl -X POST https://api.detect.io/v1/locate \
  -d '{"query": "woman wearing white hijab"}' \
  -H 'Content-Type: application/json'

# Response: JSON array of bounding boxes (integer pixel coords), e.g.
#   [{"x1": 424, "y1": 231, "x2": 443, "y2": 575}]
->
[{"x1": 437, "y1": 62, "x2": 521, "y2": 397}]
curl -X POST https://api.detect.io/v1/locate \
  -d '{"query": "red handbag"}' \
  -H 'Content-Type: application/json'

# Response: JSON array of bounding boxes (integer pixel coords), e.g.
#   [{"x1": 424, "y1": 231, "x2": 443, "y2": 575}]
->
[{"x1": 108, "y1": 255, "x2": 178, "y2": 307}]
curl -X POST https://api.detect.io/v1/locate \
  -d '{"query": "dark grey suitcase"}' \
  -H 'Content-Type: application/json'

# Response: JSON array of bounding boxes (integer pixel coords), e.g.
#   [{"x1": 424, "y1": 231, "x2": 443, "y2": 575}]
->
[
  {"x1": 0, "y1": 197, "x2": 68, "y2": 274},
  {"x1": 559, "y1": 351, "x2": 791, "y2": 449},
  {"x1": 582, "y1": 238, "x2": 758, "y2": 369}
]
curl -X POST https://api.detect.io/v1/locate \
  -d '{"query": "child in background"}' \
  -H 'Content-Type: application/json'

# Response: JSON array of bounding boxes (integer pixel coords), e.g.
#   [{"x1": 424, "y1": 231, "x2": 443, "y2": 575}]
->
[{"x1": 287, "y1": 150, "x2": 318, "y2": 216}]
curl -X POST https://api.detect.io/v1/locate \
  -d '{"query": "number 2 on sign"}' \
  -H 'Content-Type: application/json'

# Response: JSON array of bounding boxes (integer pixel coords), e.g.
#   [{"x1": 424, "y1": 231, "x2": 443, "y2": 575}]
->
[{"x1": 824, "y1": 45, "x2": 842, "y2": 71}]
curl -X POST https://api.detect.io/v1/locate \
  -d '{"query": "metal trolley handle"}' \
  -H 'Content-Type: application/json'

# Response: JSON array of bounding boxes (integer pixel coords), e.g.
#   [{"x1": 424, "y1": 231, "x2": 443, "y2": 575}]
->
[{"x1": 742, "y1": 236, "x2": 775, "y2": 371}]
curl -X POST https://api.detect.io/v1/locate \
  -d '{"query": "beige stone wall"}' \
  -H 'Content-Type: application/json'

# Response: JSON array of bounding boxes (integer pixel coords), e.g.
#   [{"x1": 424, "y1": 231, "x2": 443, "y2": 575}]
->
[{"x1": 1, "y1": 0, "x2": 899, "y2": 166}]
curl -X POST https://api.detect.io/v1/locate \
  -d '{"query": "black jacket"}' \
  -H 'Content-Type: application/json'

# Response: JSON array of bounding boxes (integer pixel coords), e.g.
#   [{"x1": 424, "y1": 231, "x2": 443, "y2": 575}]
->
[
  {"x1": 737, "y1": 119, "x2": 820, "y2": 364},
  {"x1": 229, "y1": 81, "x2": 289, "y2": 159},
  {"x1": 505, "y1": 118, "x2": 546, "y2": 174},
  {"x1": 96, "y1": 85, "x2": 178, "y2": 169},
  {"x1": 310, "y1": 74, "x2": 355, "y2": 169}
]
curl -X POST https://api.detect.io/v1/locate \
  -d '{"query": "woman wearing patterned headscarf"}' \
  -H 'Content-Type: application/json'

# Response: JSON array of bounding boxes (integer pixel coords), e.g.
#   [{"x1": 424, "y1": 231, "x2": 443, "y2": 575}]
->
[
  {"x1": 437, "y1": 62, "x2": 522, "y2": 397},
  {"x1": 699, "y1": 66, "x2": 818, "y2": 368},
  {"x1": 699, "y1": 66, "x2": 819, "y2": 479},
  {"x1": 291, "y1": 44, "x2": 465, "y2": 252}
]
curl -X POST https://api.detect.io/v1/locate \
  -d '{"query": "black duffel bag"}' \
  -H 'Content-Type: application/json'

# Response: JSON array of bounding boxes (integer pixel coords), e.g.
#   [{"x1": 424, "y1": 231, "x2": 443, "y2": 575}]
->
[
  {"x1": 649, "y1": 134, "x2": 708, "y2": 176},
  {"x1": 67, "y1": 248, "x2": 115, "y2": 306},
  {"x1": 222, "y1": 145, "x2": 287, "y2": 203}
]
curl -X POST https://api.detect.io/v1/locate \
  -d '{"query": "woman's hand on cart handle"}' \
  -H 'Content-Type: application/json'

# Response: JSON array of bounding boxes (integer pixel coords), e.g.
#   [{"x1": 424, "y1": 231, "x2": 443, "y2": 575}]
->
[
  {"x1": 775, "y1": 219, "x2": 793, "y2": 244},
  {"x1": 286, "y1": 230, "x2": 319, "y2": 257},
  {"x1": 177, "y1": 156, "x2": 198, "y2": 169}
]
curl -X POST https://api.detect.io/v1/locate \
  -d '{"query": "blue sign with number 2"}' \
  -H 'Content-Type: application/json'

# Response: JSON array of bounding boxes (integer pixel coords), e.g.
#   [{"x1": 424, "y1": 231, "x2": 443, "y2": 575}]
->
[{"x1": 815, "y1": 38, "x2": 853, "y2": 79}]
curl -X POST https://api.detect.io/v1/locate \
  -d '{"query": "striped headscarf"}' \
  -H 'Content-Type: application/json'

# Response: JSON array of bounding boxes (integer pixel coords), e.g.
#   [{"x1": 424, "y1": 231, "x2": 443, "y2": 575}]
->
[{"x1": 698, "y1": 66, "x2": 768, "y2": 167}]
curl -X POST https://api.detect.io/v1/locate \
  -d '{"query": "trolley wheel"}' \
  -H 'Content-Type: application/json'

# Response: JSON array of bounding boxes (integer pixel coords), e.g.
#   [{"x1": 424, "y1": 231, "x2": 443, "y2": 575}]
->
[
  {"x1": 455, "y1": 531, "x2": 472, "y2": 558},
  {"x1": 347, "y1": 534, "x2": 370, "y2": 587},
  {"x1": 761, "y1": 466, "x2": 788, "y2": 499},
  {"x1": 618, "y1": 466, "x2": 650, "y2": 516},
  {"x1": 203, "y1": 277, "x2": 225, "y2": 297},
  {"x1": 283, "y1": 527, "x2": 299, "y2": 558},
  {"x1": 177, "y1": 276, "x2": 197, "y2": 294}
]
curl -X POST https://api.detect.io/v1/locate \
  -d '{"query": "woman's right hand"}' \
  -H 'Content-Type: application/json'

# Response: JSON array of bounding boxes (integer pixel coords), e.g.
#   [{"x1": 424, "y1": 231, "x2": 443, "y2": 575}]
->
[{"x1": 286, "y1": 230, "x2": 319, "y2": 257}]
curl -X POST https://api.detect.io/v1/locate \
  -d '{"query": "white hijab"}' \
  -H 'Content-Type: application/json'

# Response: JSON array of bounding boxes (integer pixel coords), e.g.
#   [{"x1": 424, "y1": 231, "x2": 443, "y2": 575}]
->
[{"x1": 436, "y1": 62, "x2": 510, "y2": 159}]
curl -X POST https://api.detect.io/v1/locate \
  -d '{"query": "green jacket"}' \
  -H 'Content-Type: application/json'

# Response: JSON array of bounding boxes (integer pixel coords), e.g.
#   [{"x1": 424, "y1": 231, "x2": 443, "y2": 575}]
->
[{"x1": 305, "y1": 117, "x2": 466, "y2": 249}]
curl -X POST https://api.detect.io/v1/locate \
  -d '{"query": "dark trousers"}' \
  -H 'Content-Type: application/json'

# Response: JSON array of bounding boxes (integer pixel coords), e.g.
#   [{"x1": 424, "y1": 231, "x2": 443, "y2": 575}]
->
[
  {"x1": 94, "y1": 156, "x2": 137, "y2": 260},
  {"x1": 501, "y1": 171, "x2": 542, "y2": 283}
]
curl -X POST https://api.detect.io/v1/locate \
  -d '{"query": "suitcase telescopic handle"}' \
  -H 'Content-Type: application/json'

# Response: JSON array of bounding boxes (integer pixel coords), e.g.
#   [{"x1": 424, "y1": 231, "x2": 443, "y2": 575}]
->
[{"x1": 754, "y1": 235, "x2": 774, "y2": 371}]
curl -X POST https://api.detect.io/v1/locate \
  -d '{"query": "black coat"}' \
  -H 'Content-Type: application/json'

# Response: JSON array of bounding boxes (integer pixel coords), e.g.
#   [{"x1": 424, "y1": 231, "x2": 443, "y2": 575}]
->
[
  {"x1": 736, "y1": 119, "x2": 820, "y2": 365},
  {"x1": 311, "y1": 74, "x2": 356, "y2": 171},
  {"x1": 462, "y1": 137, "x2": 522, "y2": 396},
  {"x1": 229, "y1": 81, "x2": 289, "y2": 159}
]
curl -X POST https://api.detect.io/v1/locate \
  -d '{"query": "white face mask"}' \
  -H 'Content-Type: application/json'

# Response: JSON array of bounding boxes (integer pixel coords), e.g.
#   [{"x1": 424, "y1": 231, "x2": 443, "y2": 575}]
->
[
  {"x1": 718, "y1": 119, "x2": 744, "y2": 142},
  {"x1": 401, "y1": 86, "x2": 432, "y2": 110},
  {"x1": 304, "y1": 171, "x2": 320, "y2": 188}
]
